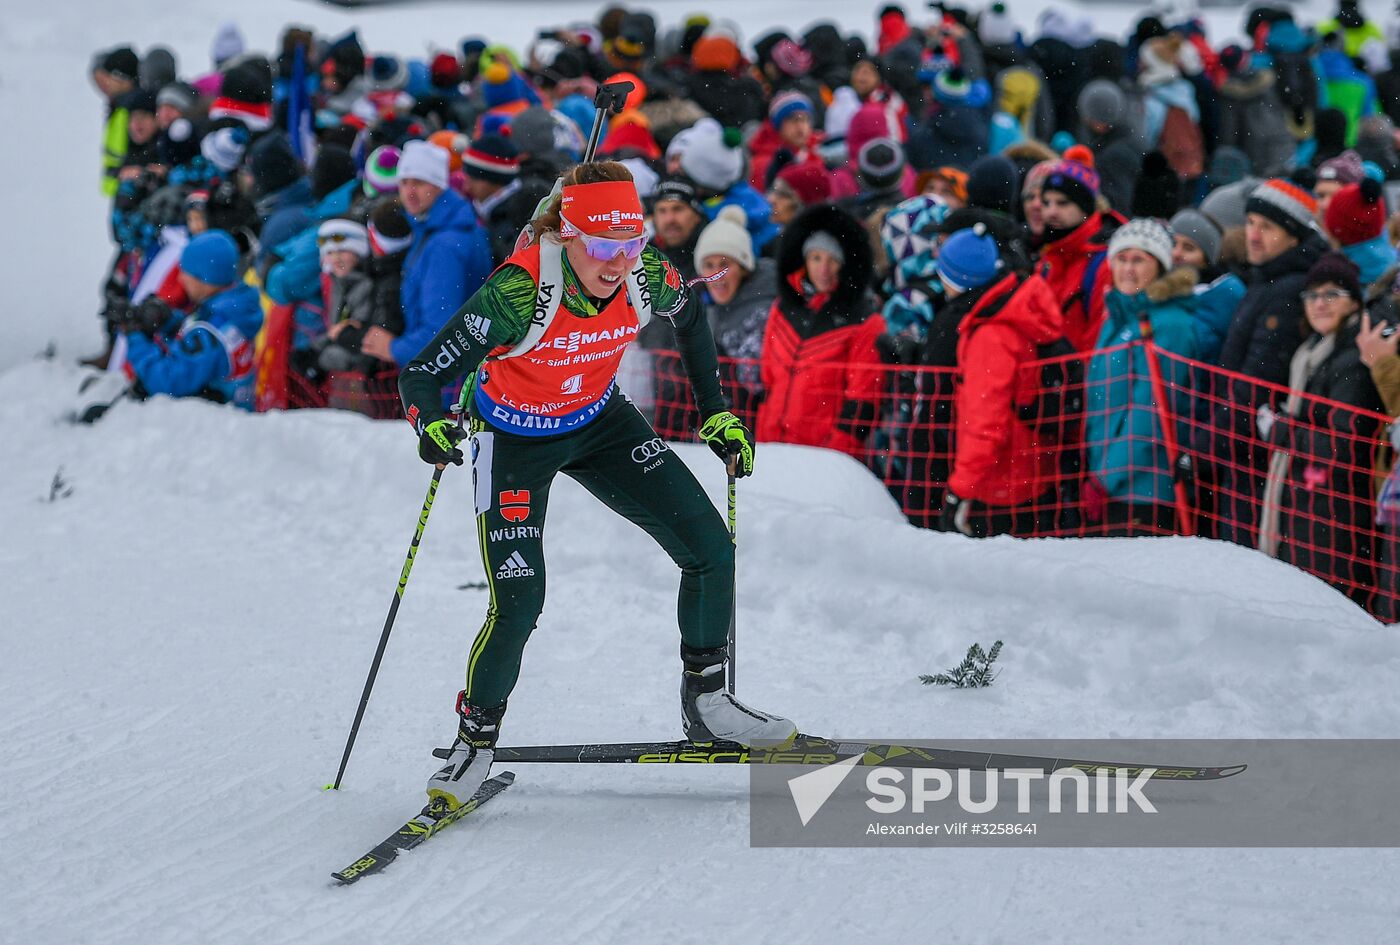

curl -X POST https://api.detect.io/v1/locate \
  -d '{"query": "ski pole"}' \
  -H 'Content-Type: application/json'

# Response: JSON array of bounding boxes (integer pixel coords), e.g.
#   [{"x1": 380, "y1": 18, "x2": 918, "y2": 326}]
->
[
  {"x1": 328, "y1": 465, "x2": 445, "y2": 790},
  {"x1": 582, "y1": 79, "x2": 635, "y2": 163},
  {"x1": 726, "y1": 457, "x2": 737, "y2": 694}
]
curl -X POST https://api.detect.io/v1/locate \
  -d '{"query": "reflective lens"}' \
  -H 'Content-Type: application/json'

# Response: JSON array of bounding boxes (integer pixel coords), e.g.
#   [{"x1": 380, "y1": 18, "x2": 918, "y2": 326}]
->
[
  {"x1": 578, "y1": 231, "x2": 648, "y2": 261},
  {"x1": 561, "y1": 213, "x2": 648, "y2": 261}
]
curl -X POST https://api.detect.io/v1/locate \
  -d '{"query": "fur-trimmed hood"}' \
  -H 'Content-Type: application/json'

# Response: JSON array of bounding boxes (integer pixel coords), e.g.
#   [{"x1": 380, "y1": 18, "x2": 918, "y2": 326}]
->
[
  {"x1": 1144, "y1": 266, "x2": 1199, "y2": 303},
  {"x1": 775, "y1": 202, "x2": 875, "y2": 321}
]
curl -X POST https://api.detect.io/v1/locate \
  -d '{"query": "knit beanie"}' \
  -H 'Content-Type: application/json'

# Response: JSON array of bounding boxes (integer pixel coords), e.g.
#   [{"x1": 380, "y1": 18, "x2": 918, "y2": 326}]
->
[
  {"x1": 210, "y1": 23, "x2": 244, "y2": 69},
  {"x1": 366, "y1": 55, "x2": 409, "y2": 92},
  {"x1": 311, "y1": 144, "x2": 358, "y2": 202},
  {"x1": 1108, "y1": 217, "x2": 1173, "y2": 272},
  {"x1": 249, "y1": 133, "x2": 302, "y2": 198},
  {"x1": 1041, "y1": 145, "x2": 1100, "y2": 216},
  {"x1": 397, "y1": 140, "x2": 450, "y2": 190},
  {"x1": 363, "y1": 145, "x2": 401, "y2": 197},
  {"x1": 694, "y1": 205, "x2": 756, "y2": 272},
  {"x1": 933, "y1": 67, "x2": 973, "y2": 106},
  {"x1": 180, "y1": 230, "x2": 240, "y2": 286},
  {"x1": 1325, "y1": 178, "x2": 1386, "y2": 247},
  {"x1": 678, "y1": 118, "x2": 745, "y2": 194},
  {"x1": 462, "y1": 134, "x2": 520, "y2": 185},
  {"x1": 979, "y1": 2, "x2": 1017, "y2": 47},
  {"x1": 156, "y1": 82, "x2": 197, "y2": 113},
  {"x1": 1021, "y1": 159, "x2": 1057, "y2": 198},
  {"x1": 801, "y1": 230, "x2": 845, "y2": 266},
  {"x1": 1199, "y1": 176, "x2": 1261, "y2": 230},
  {"x1": 480, "y1": 59, "x2": 534, "y2": 109},
  {"x1": 652, "y1": 175, "x2": 708, "y2": 219},
  {"x1": 1316, "y1": 149, "x2": 1366, "y2": 185},
  {"x1": 510, "y1": 107, "x2": 560, "y2": 156},
  {"x1": 692, "y1": 33, "x2": 742, "y2": 73},
  {"x1": 221, "y1": 59, "x2": 273, "y2": 106},
  {"x1": 1303, "y1": 251, "x2": 1363, "y2": 302},
  {"x1": 140, "y1": 48, "x2": 178, "y2": 93},
  {"x1": 1245, "y1": 178, "x2": 1318, "y2": 241},
  {"x1": 857, "y1": 137, "x2": 906, "y2": 190},
  {"x1": 317, "y1": 218, "x2": 370, "y2": 260},
  {"x1": 1077, "y1": 79, "x2": 1127, "y2": 128},
  {"x1": 938, "y1": 225, "x2": 1002, "y2": 291},
  {"x1": 770, "y1": 38, "x2": 814, "y2": 78},
  {"x1": 966, "y1": 154, "x2": 1019, "y2": 215},
  {"x1": 775, "y1": 161, "x2": 833, "y2": 206},
  {"x1": 1169, "y1": 209, "x2": 1223, "y2": 265},
  {"x1": 200, "y1": 125, "x2": 249, "y2": 174},
  {"x1": 769, "y1": 91, "x2": 814, "y2": 129},
  {"x1": 368, "y1": 199, "x2": 413, "y2": 255},
  {"x1": 101, "y1": 46, "x2": 140, "y2": 83}
]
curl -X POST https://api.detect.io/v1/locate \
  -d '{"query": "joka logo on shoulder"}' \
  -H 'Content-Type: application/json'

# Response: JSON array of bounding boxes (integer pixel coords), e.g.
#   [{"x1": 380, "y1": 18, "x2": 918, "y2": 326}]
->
[{"x1": 499, "y1": 490, "x2": 530, "y2": 523}]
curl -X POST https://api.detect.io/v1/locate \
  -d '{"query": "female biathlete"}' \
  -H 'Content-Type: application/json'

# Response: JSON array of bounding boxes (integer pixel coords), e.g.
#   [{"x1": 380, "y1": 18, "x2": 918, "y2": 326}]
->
[{"x1": 398, "y1": 162, "x2": 797, "y2": 811}]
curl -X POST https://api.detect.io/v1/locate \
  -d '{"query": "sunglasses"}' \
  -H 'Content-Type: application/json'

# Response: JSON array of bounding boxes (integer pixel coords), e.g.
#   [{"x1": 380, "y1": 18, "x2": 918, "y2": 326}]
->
[{"x1": 562, "y1": 214, "x2": 649, "y2": 261}]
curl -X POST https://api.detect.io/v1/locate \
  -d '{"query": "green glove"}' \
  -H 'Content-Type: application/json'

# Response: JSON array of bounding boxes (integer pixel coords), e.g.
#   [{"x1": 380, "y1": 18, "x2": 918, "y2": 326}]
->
[
  {"x1": 698, "y1": 411, "x2": 755, "y2": 478},
  {"x1": 419, "y1": 419, "x2": 467, "y2": 467}
]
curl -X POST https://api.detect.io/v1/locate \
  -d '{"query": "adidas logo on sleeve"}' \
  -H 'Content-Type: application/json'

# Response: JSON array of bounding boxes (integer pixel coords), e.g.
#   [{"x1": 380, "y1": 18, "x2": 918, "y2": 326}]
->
[{"x1": 495, "y1": 551, "x2": 536, "y2": 580}]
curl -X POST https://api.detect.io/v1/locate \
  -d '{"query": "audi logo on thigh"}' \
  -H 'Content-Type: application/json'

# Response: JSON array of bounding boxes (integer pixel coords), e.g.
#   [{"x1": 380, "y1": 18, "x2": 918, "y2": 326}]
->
[{"x1": 631, "y1": 438, "x2": 669, "y2": 463}]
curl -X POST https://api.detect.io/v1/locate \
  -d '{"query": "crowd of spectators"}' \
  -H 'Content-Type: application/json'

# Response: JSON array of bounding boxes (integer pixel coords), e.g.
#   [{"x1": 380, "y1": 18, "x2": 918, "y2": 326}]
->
[{"x1": 78, "y1": 1, "x2": 1400, "y2": 615}]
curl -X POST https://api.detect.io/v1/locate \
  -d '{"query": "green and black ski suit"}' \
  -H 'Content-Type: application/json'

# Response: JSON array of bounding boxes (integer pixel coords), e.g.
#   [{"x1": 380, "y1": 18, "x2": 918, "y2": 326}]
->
[{"x1": 399, "y1": 239, "x2": 734, "y2": 707}]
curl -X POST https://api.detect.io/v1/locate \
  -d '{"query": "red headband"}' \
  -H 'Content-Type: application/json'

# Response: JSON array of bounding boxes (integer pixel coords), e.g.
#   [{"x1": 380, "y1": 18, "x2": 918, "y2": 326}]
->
[{"x1": 560, "y1": 180, "x2": 645, "y2": 237}]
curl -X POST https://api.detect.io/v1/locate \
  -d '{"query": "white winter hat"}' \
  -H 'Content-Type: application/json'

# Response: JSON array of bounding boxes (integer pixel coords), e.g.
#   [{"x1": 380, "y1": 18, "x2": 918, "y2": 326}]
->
[
  {"x1": 694, "y1": 205, "x2": 755, "y2": 273},
  {"x1": 397, "y1": 140, "x2": 450, "y2": 190},
  {"x1": 1108, "y1": 217, "x2": 1173, "y2": 273},
  {"x1": 678, "y1": 118, "x2": 745, "y2": 194},
  {"x1": 200, "y1": 125, "x2": 247, "y2": 173},
  {"x1": 211, "y1": 21, "x2": 245, "y2": 68},
  {"x1": 318, "y1": 218, "x2": 370, "y2": 259}
]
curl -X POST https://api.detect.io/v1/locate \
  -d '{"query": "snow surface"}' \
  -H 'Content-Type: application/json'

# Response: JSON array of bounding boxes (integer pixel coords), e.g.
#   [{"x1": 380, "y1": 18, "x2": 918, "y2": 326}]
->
[
  {"x1": 4, "y1": 0, "x2": 1400, "y2": 940},
  {"x1": 3, "y1": 360, "x2": 1400, "y2": 945}
]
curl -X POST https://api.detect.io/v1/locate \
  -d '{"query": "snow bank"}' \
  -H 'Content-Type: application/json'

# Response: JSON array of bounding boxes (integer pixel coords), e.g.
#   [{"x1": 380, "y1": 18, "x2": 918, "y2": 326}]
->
[{"x1": 3, "y1": 360, "x2": 1397, "y2": 944}]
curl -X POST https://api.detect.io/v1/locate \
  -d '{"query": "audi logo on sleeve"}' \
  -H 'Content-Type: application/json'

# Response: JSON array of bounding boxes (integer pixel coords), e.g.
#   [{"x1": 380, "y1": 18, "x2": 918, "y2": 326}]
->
[{"x1": 631, "y1": 438, "x2": 670, "y2": 465}]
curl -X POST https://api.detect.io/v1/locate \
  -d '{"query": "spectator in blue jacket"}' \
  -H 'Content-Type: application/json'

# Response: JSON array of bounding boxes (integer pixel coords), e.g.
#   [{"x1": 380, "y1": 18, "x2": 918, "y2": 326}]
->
[
  {"x1": 1085, "y1": 219, "x2": 1242, "y2": 535},
  {"x1": 364, "y1": 140, "x2": 492, "y2": 366},
  {"x1": 125, "y1": 230, "x2": 264, "y2": 410}
]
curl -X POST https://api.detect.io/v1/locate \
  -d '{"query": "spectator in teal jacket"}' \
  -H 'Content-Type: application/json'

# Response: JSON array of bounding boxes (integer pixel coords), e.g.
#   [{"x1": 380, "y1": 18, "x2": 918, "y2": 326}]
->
[{"x1": 1085, "y1": 219, "x2": 1244, "y2": 535}]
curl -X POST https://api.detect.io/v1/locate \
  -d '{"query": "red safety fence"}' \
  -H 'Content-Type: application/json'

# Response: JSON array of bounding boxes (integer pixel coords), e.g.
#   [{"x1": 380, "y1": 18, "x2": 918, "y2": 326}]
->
[
  {"x1": 642, "y1": 343, "x2": 1398, "y2": 622},
  {"x1": 266, "y1": 343, "x2": 1398, "y2": 622}
]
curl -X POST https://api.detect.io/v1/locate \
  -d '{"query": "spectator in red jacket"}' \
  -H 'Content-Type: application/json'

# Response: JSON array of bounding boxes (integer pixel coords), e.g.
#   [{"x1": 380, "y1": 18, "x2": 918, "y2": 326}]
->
[
  {"x1": 757, "y1": 203, "x2": 884, "y2": 457},
  {"x1": 941, "y1": 225, "x2": 1066, "y2": 537},
  {"x1": 749, "y1": 91, "x2": 825, "y2": 191},
  {"x1": 1035, "y1": 146, "x2": 1122, "y2": 352}
]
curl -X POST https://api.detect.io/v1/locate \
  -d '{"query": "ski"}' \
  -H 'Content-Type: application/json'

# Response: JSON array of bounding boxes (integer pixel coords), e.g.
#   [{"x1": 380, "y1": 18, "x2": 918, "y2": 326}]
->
[
  {"x1": 431, "y1": 737, "x2": 1244, "y2": 782},
  {"x1": 332, "y1": 771, "x2": 516, "y2": 885}
]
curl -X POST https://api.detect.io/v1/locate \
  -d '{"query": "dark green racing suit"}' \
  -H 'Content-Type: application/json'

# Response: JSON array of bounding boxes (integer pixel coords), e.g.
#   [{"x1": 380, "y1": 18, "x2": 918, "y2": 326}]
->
[{"x1": 399, "y1": 244, "x2": 734, "y2": 708}]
